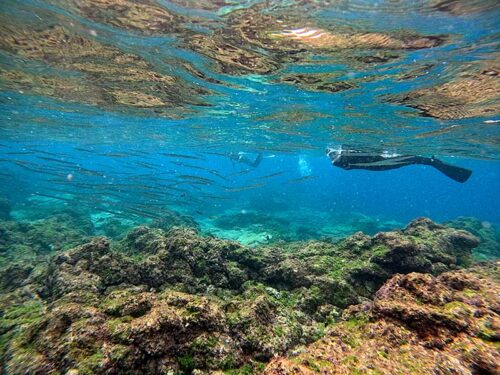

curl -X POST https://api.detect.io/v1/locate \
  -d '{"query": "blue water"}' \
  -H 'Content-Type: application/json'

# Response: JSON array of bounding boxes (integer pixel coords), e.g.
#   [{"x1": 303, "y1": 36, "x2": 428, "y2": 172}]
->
[{"x1": 0, "y1": 0, "x2": 499, "y2": 242}]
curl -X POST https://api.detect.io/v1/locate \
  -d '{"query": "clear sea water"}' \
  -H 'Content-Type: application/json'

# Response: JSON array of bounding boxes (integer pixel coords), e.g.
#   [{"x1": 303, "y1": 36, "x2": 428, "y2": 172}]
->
[{"x1": 0, "y1": 0, "x2": 499, "y2": 246}]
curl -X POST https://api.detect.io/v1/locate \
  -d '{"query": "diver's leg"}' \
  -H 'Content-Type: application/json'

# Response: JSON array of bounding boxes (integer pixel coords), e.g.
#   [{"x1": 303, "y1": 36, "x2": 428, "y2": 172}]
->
[
  {"x1": 356, "y1": 156, "x2": 423, "y2": 171},
  {"x1": 250, "y1": 153, "x2": 263, "y2": 168},
  {"x1": 410, "y1": 156, "x2": 472, "y2": 183},
  {"x1": 429, "y1": 158, "x2": 472, "y2": 183}
]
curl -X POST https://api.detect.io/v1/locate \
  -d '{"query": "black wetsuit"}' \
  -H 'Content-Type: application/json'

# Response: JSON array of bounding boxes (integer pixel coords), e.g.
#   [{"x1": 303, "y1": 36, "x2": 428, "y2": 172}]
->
[{"x1": 327, "y1": 148, "x2": 472, "y2": 183}]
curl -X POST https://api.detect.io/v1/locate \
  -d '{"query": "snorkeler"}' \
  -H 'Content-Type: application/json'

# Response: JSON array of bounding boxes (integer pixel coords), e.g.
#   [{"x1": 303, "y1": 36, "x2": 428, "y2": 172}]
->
[
  {"x1": 326, "y1": 146, "x2": 472, "y2": 183},
  {"x1": 228, "y1": 152, "x2": 263, "y2": 168}
]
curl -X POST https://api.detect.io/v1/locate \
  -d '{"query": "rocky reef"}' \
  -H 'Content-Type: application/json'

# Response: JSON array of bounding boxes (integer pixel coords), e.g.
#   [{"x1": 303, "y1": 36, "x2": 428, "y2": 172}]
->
[
  {"x1": 265, "y1": 265, "x2": 499, "y2": 374},
  {"x1": 0, "y1": 210, "x2": 93, "y2": 268},
  {"x1": 447, "y1": 217, "x2": 500, "y2": 261},
  {"x1": 204, "y1": 210, "x2": 405, "y2": 246},
  {"x1": 1, "y1": 215, "x2": 496, "y2": 374}
]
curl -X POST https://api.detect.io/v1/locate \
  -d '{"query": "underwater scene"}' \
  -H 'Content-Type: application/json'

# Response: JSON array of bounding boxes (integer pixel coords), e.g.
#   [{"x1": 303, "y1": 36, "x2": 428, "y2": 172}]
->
[{"x1": 0, "y1": 0, "x2": 499, "y2": 374}]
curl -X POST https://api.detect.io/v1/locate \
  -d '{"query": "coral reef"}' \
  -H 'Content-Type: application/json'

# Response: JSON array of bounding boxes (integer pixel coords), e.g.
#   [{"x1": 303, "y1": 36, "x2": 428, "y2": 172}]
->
[
  {"x1": 447, "y1": 217, "x2": 500, "y2": 260},
  {"x1": 264, "y1": 265, "x2": 499, "y2": 374},
  {"x1": 0, "y1": 211, "x2": 93, "y2": 268},
  {"x1": 1, "y1": 217, "x2": 487, "y2": 374},
  {"x1": 150, "y1": 211, "x2": 199, "y2": 232}
]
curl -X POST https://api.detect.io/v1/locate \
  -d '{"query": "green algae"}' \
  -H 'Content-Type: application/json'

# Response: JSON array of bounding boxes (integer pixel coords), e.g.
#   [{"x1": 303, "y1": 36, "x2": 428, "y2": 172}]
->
[
  {"x1": 224, "y1": 361, "x2": 266, "y2": 375},
  {"x1": 371, "y1": 245, "x2": 390, "y2": 257},
  {"x1": 77, "y1": 352, "x2": 105, "y2": 375},
  {"x1": 178, "y1": 354, "x2": 196, "y2": 373},
  {"x1": 446, "y1": 217, "x2": 500, "y2": 261},
  {"x1": 108, "y1": 344, "x2": 130, "y2": 362},
  {"x1": 0, "y1": 215, "x2": 488, "y2": 374},
  {"x1": 477, "y1": 320, "x2": 497, "y2": 342},
  {"x1": 443, "y1": 301, "x2": 475, "y2": 323},
  {"x1": 0, "y1": 300, "x2": 45, "y2": 333},
  {"x1": 0, "y1": 213, "x2": 92, "y2": 268},
  {"x1": 107, "y1": 316, "x2": 133, "y2": 342},
  {"x1": 463, "y1": 288, "x2": 478, "y2": 297},
  {"x1": 0, "y1": 300, "x2": 46, "y2": 367}
]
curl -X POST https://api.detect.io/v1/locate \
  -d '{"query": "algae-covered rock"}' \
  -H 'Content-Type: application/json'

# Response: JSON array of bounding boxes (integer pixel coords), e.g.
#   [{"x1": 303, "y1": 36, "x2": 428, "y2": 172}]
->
[
  {"x1": 0, "y1": 217, "x2": 485, "y2": 374},
  {"x1": 0, "y1": 211, "x2": 93, "y2": 269},
  {"x1": 264, "y1": 264, "x2": 500, "y2": 374},
  {"x1": 42, "y1": 237, "x2": 142, "y2": 300},
  {"x1": 118, "y1": 226, "x2": 168, "y2": 255},
  {"x1": 98, "y1": 218, "x2": 134, "y2": 240},
  {"x1": 0, "y1": 211, "x2": 93, "y2": 254},
  {"x1": 261, "y1": 217, "x2": 478, "y2": 308},
  {"x1": 0, "y1": 262, "x2": 34, "y2": 292},
  {"x1": 150, "y1": 211, "x2": 199, "y2": 232},
  {"x1": 447, "y1": 216, "x2": 500, "y2": 260}
]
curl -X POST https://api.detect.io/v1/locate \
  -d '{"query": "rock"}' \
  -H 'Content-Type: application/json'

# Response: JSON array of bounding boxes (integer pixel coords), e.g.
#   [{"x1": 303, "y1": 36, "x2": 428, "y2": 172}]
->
[
  {"x1": 0, "y1": 217, "x2": 488, "y2": 374},
  {"x1": 446, "y1": 216, "x2": 500, "y2": 260},
  {"x1": 264, "y1": 265, "x2": 500, "y2": 374},
  {"x1": 0, "y1": 213, "x2": 92, "y2": 254},
  {"x1": 99, "y1": 218, "x2": 133, "y2": 239},
  {"x1": 150, "y1": 211, "x2": 199, "y2": 232},
  {"x1": 0, "y1": 262, "x2": 34, "y2": 292},
  {"x1": 119, "y1": 226, "x2": 167, "y2": 255},
  {"x1": 0, "y1": 212, "x2": 92, "y2": 270},
  {"x1": 348, "y1": 217, "x2": 478, "y2": 298},
  {"x1": 42, "y1": 237, "x2": 143, "y2": 300}
]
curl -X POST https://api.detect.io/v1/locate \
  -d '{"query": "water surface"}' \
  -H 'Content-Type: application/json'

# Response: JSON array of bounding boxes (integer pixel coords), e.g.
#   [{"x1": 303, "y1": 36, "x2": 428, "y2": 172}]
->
[{"x1": 0, "y1": 0, "x2": 499, "y2": 243}]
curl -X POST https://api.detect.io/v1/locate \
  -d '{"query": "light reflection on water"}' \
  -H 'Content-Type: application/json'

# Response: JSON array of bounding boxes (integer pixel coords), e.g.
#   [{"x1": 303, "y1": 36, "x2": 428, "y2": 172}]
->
[{"x1": 0, "y1": 0, "x2": 498, "y2": 232}]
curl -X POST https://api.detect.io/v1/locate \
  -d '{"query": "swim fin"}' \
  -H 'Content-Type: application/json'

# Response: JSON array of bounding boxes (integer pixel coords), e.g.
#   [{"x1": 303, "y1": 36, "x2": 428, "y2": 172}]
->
[
  {"x1": 252, "y1": 153, "x2": 263, "y2": 168},
  {"x1": 430, "y1": 159, "x2": 472, "y2": 183}
]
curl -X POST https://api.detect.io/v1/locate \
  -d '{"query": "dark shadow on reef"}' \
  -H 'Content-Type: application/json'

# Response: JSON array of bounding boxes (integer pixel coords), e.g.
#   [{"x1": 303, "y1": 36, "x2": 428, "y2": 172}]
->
[{"x1": 1, "y1": 210, "x2": 498, "y2": 374}]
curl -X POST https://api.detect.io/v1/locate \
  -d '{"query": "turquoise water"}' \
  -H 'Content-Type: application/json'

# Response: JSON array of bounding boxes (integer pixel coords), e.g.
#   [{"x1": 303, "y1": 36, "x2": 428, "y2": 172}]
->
[
  {"x1": 1, "y1": 2, "x2": 500, "y2": 374},
  {"x1": 0, "y1": 0, "x2": 499, "y2": 244}
]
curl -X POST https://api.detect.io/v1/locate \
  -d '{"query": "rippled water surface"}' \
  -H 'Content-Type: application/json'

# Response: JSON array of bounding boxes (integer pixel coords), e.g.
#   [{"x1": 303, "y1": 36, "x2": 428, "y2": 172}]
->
[{"x1": 0, "y1": 0, "x2": 499, "y2": 242}]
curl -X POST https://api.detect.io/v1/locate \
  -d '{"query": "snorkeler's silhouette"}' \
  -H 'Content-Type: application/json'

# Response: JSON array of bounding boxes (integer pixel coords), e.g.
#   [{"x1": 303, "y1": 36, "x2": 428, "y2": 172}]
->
[
  {"x1": 228, "y1": 152, "x2": 263, "y2": 167},
  {"x1": 326, "y1": 146, "x2": 472, "y2": 183}
]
